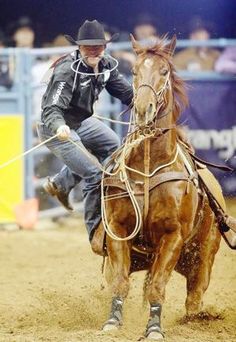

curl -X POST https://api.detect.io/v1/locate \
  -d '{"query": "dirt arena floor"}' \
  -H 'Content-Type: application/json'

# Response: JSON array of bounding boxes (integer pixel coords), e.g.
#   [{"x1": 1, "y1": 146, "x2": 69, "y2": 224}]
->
[{"x1": 0, "y1": 199, "x2": 236, "y2": 342}]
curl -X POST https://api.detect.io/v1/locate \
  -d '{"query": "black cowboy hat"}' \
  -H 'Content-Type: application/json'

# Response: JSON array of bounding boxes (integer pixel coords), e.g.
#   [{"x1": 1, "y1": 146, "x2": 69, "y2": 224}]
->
[{"x1": 65, "y1": 20, "x2": 119, "y2": 46}]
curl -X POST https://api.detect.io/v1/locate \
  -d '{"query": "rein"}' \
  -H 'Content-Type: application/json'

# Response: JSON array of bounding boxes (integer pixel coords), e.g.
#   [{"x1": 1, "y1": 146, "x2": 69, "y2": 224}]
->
[
  {"x1": 101, "y1": 125, "x2": 179, "y2": 242},
  {"x1": 102, "y1": 72, "x2": 180, "y2": 241},
  {"x1": 136, "y1": 72, "x2": 170, "y2": 104},
  {"x1": 135, "y1": 72, "x2": 171, "y2": 124}
]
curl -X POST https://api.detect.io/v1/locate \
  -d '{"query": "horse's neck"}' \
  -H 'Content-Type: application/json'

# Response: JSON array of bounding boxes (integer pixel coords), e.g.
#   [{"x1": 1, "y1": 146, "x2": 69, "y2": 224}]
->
[
  {"x1": 151, "y1": 114, "x2": 176, "y2": 160},
  {"x1": 150, "y1": 130, "x2": 176, "y2": 172},
  {"x1": 125, "y1": 115, "x2": 177, "y2": 179}
]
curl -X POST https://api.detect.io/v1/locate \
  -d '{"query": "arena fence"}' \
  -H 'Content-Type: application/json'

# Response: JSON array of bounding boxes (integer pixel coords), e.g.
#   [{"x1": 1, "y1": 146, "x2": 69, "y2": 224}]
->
[{"x1": 0, "y1": 39, "x2": 235, "y2": 224}]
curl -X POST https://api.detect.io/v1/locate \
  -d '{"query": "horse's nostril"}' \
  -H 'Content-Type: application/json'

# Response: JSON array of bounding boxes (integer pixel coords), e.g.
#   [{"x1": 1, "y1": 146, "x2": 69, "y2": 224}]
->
[{"x1": 148, "y1": 103, "x2": 153, "y2": 114}]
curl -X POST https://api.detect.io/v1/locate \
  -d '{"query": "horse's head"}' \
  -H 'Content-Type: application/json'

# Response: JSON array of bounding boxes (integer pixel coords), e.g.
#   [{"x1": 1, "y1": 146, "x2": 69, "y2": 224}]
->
[{"x1": 131, "y1": 35, "x2": 187, "y2": 127}]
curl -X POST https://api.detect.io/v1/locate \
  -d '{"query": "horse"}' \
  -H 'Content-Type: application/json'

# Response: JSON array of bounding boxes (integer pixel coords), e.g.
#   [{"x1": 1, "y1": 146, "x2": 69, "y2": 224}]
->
[{"x1": 100, "y1": 35, "x2": 221, "y2": 340}]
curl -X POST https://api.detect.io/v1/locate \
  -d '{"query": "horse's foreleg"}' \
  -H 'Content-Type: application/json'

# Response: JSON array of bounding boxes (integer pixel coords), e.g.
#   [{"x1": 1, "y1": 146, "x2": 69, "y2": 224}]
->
[
  {"x1": 103, "y1": 237, "x2": 131, "y2": 331},
  {"x1": 145, "y1": 230, "x2": 183, "y2": 339}
]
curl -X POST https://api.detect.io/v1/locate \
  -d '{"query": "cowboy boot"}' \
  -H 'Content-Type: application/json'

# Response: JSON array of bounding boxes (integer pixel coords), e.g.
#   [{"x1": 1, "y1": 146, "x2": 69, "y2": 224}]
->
[
  {"x1": 90, "y1": 222, "x2": 107, "y2": 256},
  {"x1": 43, "y1": 177, "x2": 73, "y2": 211},
  {"x1": 225, "y1": 215, "x2": 236, "y2": 234},
  {"x1": 223, "y1": 229, "x2": 236, "y2": 249}
]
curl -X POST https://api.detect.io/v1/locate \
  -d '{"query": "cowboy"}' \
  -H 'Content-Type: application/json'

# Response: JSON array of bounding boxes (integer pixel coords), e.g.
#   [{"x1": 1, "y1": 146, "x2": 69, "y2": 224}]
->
[{"x1": 37, "y1": 20, "x2": 133, "y2": 245}]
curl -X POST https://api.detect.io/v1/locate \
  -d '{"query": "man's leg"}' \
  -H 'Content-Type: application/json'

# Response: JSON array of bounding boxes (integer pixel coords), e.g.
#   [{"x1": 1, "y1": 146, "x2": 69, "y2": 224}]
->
[
  {"x1": 39, "y1": 117, "x2": 119, "y2": 211},
  {"x1": 43, "y1": 165, "x2": 81, "y2": 210},
  {"x1": 51, "y1": 165, "x2": 82, "y2": 194},
  {"x1": 77, "y1": 117, "x2": 120, "y2": 164},
  {"x1": 198, "y1": 166, "x2": 236, "y2": 248},
  {"x1": 37, "y1": 123, "x2": 81, "y2": 210},
  {"x1": 38, "y1": 123, "x2": 103, "y2": 238},
  {"x1": 75, "y1": 117, "x2": 121, "y2": 252}
]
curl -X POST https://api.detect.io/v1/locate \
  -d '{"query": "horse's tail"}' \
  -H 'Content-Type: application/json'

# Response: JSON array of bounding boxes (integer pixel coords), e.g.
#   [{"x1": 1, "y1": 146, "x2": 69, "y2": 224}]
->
[{"x1": 143, "y1": 270, "x2": 151, "y2": 307}]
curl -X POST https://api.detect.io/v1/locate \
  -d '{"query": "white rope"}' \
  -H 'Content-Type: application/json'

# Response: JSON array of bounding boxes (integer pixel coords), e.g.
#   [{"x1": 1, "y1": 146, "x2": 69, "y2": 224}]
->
[
  {"x1": 0, "y1": 133, "x2": 59, "y2": 170},
  {"x1": 104, "y1": 191, "x2": 129, "y2": 201},
  {"x1": 101, "y1": 172, "x2": 143, "y2": 241},
  {"x1": 68, "y1": 137, "x2": 103, "y2": 169},
  {"x1": 67, "y1": 137, "x2": 120, "y2": 177},
  {"x1": 100, "y1": 116, "x2": 144, "y2": 241},
  {"x1": 70, "y1": 54, "x2": 119, "y2": 76},
  {"x1": 93, "y1": 114, "x2": 131, "y2": 125},
  {"x1": 71, "y1": 54, "x2": 119, "y2": 92},
  {"x1": 99, "y1": 101, "x2": 181, "y2": 241},
  {"x1": 124, "y1": 147, "x2": 179, "y2": 177}
]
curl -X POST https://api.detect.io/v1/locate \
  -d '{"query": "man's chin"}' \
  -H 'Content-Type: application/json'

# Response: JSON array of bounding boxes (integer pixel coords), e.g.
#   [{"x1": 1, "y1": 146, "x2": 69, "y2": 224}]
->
[{"x1": 86, "y1": 57, "x2": 100, "y2": 68}]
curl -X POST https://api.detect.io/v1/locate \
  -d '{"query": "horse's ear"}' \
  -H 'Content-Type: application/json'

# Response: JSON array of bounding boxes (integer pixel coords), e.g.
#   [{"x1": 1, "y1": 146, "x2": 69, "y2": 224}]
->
[
  {"x1": 166, "y1": 35, "x2": 177, "y2": 56},
  {"x1": 130, "y1": 34, "x2": 143, "y2": 54}
]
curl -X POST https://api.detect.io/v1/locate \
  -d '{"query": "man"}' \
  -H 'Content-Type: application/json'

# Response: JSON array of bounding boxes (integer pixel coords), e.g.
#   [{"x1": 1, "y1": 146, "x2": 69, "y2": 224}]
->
[
  {"x1": 133, "y1": 13, "x2": 159, "y2": 44},
  {"x1": 38, "y1": 20, "x2": 133, "y2": 245},
  {"x1": 0, "y1": 30, "x2": 13, "y2": 88},
  {"x1": 215, "y1": 46, "x2": 236, "y2": 74},
  {"x1": 174, "y1": 17, "x2": 220, "y2": 71},
  {"x1": 10, "y1": 16, "x2": 35, "y2": 48}
]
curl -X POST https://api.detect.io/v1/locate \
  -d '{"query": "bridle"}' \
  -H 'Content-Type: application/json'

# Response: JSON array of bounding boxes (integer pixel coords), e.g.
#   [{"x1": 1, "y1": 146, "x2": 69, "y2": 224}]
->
[{"x1": 134, "y1": 71, "x2": 172, "y2": 124}]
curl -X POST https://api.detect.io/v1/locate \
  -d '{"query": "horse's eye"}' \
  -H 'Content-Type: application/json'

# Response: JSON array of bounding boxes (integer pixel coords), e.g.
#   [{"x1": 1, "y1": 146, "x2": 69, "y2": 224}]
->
[
  {"x1": 161, "y1": 69, "x2": 168, "y2": 76},
  {"x1": 132, "y1": 69, "x2": 137, "y2": 76}
]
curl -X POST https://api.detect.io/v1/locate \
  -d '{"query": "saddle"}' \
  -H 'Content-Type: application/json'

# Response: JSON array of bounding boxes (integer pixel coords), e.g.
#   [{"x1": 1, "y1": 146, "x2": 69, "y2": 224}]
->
[{"x1": 92, "y1": 141, "x2": 236, "y2": 258}]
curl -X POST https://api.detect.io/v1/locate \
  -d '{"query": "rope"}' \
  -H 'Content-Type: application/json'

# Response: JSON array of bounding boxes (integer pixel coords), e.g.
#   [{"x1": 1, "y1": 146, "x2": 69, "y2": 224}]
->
[
  {"x1": 124, "y1": 147, "x2": 179, "y2": 177},
  {"x1": 100, "y1": 114, "x2": 144, "y2": 241},
  {"x1": 70, "y1": 54, "x2": 119, "y2": 76},
  {"x1": 93, "y1": 114, "x2": 132, "y2": 125},
  {"x1": 0, "y1": 133, "x2": 59, "y2": 170},
  {"x1": 101, "y1": 174, "x2": 143, "y2": 241}
]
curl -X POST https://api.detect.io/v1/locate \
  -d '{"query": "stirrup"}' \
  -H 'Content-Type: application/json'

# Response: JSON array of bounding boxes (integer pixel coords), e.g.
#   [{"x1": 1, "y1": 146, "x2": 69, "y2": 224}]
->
[
  {"x1": 219, "y1": 216, "x2": 236, "y2": 250},
  {"x1": 225, "y1": 215, "x2": 236, "y2": 234},
  {"x1": 91, "y1": 225, "x2": 107, "y2": 257},
  {"x1": 220, "y1": 229, "x2": 236, "y2": 250}
]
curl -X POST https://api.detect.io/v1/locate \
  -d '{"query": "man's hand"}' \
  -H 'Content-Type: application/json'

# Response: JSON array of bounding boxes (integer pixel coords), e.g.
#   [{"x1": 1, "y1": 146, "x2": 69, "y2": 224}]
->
[{"x1": 56, "y1": 125, "x2": 71, "y2": 140}]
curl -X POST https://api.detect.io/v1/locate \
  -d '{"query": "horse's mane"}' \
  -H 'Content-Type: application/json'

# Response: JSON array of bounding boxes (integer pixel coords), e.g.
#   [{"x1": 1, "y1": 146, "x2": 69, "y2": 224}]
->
[{"x1": 138, "y1": 38, "x2": 189, "y2": 120}]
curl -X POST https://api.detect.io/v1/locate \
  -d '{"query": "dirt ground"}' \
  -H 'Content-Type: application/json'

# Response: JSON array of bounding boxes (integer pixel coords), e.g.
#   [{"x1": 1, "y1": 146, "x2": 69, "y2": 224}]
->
[{"x1": 0, "y1": 199, "x2": 236, "y2": 342}]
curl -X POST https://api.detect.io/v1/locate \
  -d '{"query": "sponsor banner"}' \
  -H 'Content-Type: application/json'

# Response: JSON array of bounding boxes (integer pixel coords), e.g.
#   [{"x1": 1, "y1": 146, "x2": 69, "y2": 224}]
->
[
  {"x1": 0, "y1": 115, "x2": 24, "y2": 222},
  {"x1": 182, "y1": 81, "x2": 236, "y2": 196}
]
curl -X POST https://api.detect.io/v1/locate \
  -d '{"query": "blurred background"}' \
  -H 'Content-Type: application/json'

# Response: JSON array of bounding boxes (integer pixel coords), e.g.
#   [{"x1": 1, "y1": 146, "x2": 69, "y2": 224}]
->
[
  {"x1": 1, "y1": 0, "x2": 236, "y2": 44},
  {"x1": 0, "y1": 0, "x2": 236, "y2": 227}
]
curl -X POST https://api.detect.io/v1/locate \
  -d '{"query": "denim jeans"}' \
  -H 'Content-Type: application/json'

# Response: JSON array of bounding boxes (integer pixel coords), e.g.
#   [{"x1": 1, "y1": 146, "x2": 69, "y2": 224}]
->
[{"x1": 37, "y1": 117, "x2": 120, "y2": 240}]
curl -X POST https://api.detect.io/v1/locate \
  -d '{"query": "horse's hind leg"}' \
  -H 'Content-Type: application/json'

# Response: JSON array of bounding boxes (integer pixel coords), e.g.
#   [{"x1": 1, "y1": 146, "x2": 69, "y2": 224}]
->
[
  {"x1": 184, "y1": 205, "x2": 221, "y2": 316},
  {"x1": 103, "y1": 236, "x2": 131, "y2": 331}
]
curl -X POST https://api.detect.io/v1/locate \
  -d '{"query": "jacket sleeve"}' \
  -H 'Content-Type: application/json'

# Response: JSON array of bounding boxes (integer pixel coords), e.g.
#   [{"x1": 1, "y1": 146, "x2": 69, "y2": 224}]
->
[
  {"x1": 105, "y1": 65, "x2": 133, "y2": 106},
  {"x1": 41, "y1": 73, "x2": 73, "y2": 133}
]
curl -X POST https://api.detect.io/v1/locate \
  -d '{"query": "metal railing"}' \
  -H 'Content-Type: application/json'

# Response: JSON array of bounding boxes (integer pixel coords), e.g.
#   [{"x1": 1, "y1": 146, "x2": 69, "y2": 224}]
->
[{"x1": 0, "y1": 39, "x2": 236, "y2": 219}]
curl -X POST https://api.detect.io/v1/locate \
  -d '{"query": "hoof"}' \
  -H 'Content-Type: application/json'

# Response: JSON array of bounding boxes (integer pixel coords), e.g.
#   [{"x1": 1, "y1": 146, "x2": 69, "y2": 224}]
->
[
  {"x1": 183, "y1": 311, "x2": 223, "y2": 322},
  {"x1": 102, "y1": 323, "x2": 119, "y2": 331},
  {"x1": 102, "y1": 318, "x2": 121, "y2": 331},
  {"x1": 146, "y1": 331, "x2": 164, "y2": 340},
  {"x1": 145, "y1": 326, "x2": 164, "y2": 340}
]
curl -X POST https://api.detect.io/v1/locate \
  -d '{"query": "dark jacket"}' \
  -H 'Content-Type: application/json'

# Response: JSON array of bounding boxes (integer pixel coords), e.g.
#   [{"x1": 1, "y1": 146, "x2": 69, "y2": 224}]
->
[{"x1": 41, "y1": 50, "x2": 133, "y2": 133}]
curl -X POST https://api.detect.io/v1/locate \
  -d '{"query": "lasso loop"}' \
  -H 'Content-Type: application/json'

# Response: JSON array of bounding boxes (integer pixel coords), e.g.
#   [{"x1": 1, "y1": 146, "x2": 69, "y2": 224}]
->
[{"x1": 70, "y1": 54, "x2": 119, "y2": 76}]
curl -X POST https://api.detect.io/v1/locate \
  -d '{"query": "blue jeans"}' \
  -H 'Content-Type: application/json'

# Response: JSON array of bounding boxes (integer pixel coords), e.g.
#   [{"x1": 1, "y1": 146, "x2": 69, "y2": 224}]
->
[{"x1": 37, "y1": 117, "x2": 120, "y2": 240}]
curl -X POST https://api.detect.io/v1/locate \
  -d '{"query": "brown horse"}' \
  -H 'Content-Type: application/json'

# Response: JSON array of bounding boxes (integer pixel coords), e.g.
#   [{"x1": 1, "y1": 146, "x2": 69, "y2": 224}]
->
[{"x1": 101, "y1": 35, "x2": 221, "y2": 340}]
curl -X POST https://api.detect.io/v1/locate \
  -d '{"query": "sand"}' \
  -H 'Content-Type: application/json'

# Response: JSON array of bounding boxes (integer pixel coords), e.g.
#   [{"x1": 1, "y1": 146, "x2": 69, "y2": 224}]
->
[{"x1": 0, "y1": 200, "x2": 236, "y2": 342}]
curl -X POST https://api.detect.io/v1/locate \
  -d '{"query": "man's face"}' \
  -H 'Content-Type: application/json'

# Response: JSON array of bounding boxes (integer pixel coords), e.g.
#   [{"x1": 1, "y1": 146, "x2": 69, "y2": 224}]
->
[
  {"x1": 134, "y1": 24, "x2": 157, "y2": 41},
  {"x1": 13, "y1": 27, "x2": 35, "y2": 47},
  {"x1": 190, "y1": 29, "x2": 210, "y2": 41},
  {"x1": 79, "y1": 45, "x2": 105, "y2": 68}
]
